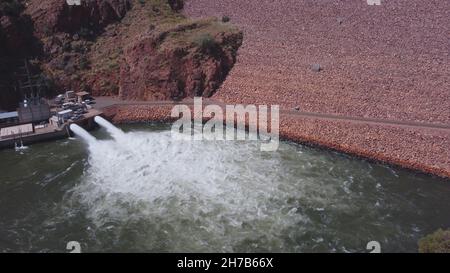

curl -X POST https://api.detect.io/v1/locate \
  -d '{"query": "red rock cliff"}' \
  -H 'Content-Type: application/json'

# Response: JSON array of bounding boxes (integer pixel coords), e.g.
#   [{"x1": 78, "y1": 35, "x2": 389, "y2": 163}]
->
[
  {"x1": 119, "y1": 19, "x2": 243, "y2": 100},
  {"x1": 0, "y1": 0, "x2": 243, "y2": 110}
]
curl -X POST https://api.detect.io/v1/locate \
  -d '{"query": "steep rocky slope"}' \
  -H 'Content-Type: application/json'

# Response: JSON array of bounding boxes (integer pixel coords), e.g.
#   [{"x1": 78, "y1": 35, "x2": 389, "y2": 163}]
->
[
  {"x1": 120, "y1": 18, "x2": 242, "y2": 100},
  {"x1": 0, "y1": 0, "x2": 37, "y2": 110},
  {"x1": 185, "y1": 0, "x2": 449, "y2": 124},
  {"x1": 84, "y1": 0, "x2": 242, "y2": 99}
]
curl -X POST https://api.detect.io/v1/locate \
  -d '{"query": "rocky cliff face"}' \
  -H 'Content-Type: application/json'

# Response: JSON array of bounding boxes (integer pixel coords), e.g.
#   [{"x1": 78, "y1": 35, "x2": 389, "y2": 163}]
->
[
  {"x1": 73, "y1": 0, "x2": 243, "y2": 100},
  {"x1": 0, "y1": 1, "x2": 37, "y2": 110},
  {"x1": 0, "y1": 0, "x2": 243, "y2": 110},
  {"x1": 0, "y1": 12, "x2": 34, "y2": 56},
  {"x1": 120, "y1": 19, "x2": 242, "y2": 100}
]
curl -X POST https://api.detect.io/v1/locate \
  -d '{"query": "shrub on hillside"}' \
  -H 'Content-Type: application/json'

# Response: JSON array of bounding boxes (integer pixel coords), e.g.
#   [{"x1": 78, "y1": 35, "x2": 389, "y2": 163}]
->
[
  {"x1": 418, "y1": 229, "x2": 450, "y2": 253},
  {"x1": 222, "y1": 16, "x2": 230, "y2": 23},
  {"x1": 79, "y1": 56, "x2": 90, "y2": 70},
  {"x1": 168, "y1": 0, "x2": 184, "y2": 12},
  {"x1": 194, "y1": 33, "x2": 217, "y2": 54}
]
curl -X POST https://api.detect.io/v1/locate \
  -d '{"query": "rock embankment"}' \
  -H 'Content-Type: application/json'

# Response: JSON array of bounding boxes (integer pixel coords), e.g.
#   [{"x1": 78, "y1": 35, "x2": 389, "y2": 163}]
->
[
  {"x1": 178, "y1": 0, "x2": 450, "y2": 178},
  {"x1": 185, "y1": 0, "x2": 450, "y2": 124}
]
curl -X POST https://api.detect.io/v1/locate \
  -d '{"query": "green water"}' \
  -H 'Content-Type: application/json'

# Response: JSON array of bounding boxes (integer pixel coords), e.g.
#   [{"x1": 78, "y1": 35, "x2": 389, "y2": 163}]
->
[{"x1": 0, "y1": 123, "x2": 449, "y2": 253}]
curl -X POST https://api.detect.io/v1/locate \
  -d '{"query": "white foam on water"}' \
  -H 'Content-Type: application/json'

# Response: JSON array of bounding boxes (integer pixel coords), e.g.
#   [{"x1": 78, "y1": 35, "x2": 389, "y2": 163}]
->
[{"x1": 69, "y1": 123, "x2": 355, "y2": 252}]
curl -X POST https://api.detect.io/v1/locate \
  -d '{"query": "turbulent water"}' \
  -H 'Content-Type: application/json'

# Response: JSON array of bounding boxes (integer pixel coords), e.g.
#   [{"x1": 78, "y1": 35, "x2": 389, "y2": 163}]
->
[{"x1": 0, "y1": 122, "x2": 449, "y2": 253}]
